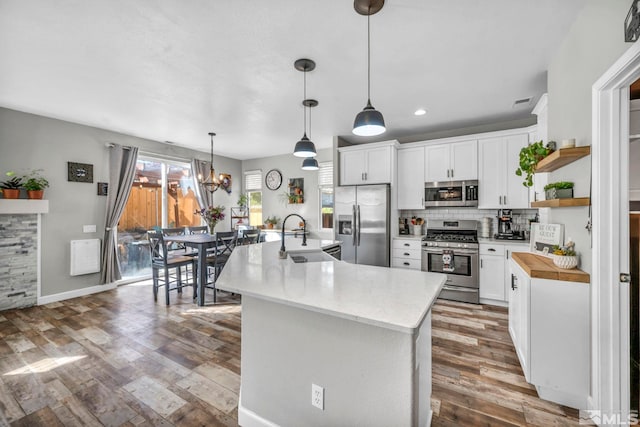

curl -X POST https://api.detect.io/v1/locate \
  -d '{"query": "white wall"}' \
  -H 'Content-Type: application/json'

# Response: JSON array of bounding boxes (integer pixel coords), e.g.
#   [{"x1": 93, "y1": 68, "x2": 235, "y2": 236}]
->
[
  {"x1": 0, "y1": 107, "x2": 241, "y2": 296},
  {"x1": 242, "y1": 148, "x2": 333, "y2": 239},
  {"x1": 546, "y1": 0, "x2": 631, "y2": 273}
]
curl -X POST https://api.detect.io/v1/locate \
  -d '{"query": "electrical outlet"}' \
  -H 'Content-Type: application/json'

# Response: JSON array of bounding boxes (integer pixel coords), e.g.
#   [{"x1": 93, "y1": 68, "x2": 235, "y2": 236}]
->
[{"x1": 311, "y1": 383, "x2": 324, "y2": 410}]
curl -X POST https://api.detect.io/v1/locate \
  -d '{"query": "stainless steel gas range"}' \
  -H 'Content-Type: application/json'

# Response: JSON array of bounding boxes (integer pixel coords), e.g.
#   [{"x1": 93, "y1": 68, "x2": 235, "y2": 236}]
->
[{"x1": 421, "y1": 219, "x2": 479, "y2": 304}]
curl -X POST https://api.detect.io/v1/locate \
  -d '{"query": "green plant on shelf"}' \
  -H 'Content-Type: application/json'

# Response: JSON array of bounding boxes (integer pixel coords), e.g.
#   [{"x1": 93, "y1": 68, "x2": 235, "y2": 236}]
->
[
  {"x1": 22, "y1": 169, "x2": 49, "y2": 191},
  {"x1": 543, "y1": 181, "x2": 574, "y2": 191},
  {"x1": 515, "y1": 141, "x2": 554, "y2": 187},
  {"x1": 0, "y1": 171, "x2": 23, "y2": 189}
]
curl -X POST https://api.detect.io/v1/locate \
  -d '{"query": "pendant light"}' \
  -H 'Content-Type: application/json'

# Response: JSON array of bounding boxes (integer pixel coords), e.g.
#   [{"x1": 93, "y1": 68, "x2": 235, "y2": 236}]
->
[
  {"x1": 352, "y1": 0, "x2": 386, "y2": 137},
  {"x1": 301, "y1": 99, "x2": 319, "y2": 170},
  {"x1": 200, "y1": 132, "x2": 222, "y2": 193},
  {"x1": 293, "y1": 59, "x2": 318, "y2": 158}
]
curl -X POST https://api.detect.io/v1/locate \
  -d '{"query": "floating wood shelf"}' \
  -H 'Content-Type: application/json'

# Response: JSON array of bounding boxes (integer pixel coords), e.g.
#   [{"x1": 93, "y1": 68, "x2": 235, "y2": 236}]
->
[
  {"x1": 530, "y1": 197, "x2": 590, "y2": 208},
  {"x1": 535, "y1": 146, "x2": 591, "y2": 173}
]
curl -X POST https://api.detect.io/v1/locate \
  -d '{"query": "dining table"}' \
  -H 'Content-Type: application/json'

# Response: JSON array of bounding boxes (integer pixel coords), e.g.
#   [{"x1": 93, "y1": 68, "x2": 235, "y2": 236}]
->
[{"x1": 163, "y1": 233, "x2": 221, "y2": 306}]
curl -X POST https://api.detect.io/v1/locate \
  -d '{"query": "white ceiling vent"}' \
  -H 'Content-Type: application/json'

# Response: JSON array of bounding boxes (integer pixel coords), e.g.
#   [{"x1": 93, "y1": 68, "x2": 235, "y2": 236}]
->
[{"x1": 512, "y1": 97, "x2": 533, "y2": 108}]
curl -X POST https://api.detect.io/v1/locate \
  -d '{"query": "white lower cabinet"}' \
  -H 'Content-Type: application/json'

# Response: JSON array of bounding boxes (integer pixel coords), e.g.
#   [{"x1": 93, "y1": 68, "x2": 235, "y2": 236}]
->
[
  {"x1": 392, "y1": 238, "x2": 422, "y2": 270},
  {"x1": 479, "y1": 243, "x2": 527, "y2": 304},
  {"x1": 508, "y1": 259, "x2": 589, "y2": 409},
  {"x1": 479, "y1": 244, "x2": 505, "y2": 301}
]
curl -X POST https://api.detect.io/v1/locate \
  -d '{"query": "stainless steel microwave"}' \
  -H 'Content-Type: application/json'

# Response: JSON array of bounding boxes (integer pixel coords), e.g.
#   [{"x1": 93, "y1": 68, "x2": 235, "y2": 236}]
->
[{"x1": 424, "y1": 180, "x2": 479, "y2": 207}]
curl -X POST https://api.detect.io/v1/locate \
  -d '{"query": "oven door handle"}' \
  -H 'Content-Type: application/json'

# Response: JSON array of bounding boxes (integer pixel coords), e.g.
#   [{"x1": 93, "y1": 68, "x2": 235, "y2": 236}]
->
[
  {"x1": 442, "y1": 285, "x2": 477, "y2": 293},
  {"x1": 422, "y1": 248, "x2": 478, "y2": 255}
]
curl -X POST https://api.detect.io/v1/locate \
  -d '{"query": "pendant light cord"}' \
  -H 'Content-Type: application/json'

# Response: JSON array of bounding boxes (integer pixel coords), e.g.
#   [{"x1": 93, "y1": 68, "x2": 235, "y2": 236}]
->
[
  {"x1": 367, "y1": 7, "x2": 371, "y2": 101},
  {"x1": 303, "y1": 68, "x2": 307, "y2": 135}
]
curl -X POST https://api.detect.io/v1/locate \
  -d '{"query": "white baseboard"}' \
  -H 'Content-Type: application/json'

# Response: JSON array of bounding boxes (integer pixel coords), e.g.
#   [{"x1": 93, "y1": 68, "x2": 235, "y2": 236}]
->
[
  {"x1": 37, "y1": 283, "x2": 117, "y2": 305},
  {"x1": 479, "y1": 298, "x2": 508, "y2": 308},
  {"x1": 238, "y1": 393, "x2": 280, "y2": 427}
]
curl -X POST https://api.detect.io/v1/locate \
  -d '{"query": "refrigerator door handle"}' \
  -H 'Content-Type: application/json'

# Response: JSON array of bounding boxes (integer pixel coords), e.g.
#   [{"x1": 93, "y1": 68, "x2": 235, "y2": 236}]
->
[
  {"x1": 356, "y1": 205, "x2": 361, "y2": 246},
  {"x1": 352, "y1": 204, "x2": 357, "y2": 246}
]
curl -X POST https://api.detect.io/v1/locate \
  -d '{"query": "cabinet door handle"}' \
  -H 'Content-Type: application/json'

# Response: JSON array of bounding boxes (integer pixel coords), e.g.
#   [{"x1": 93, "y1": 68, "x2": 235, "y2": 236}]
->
[
  {"x1": 450, "y1": 169, "x2": 454, "y2": 178},
  {"x1": 506, "y1": 250, "x2": 509, "y2": 258},
  {"x1": 504, "y1": 195, "x2": 507, "y2": 205},
  {"x1": 404, "y1": 243, "x2": 410, "y2": 247},
  {"x1": 488, "y1": 248, "x2": 496, "y2": 252},
  {"x1": 403, "y1": 262, "x2": 410, "y2": 266},
  {"x1": 446, "y1": 169, "x2": 450, "y2": 178},
  {"x1": 511, "y1": 274, "x2": 518, "y2": 290},
  {"x1": 498, "y1": 195, "x2": 502, "y2": 205},
  {"x1": 404, "y1": 252, "x2": 410, "y2": 256},
  {"x1": 480, "y1": 259, "x2": 483, "y2": 268}
]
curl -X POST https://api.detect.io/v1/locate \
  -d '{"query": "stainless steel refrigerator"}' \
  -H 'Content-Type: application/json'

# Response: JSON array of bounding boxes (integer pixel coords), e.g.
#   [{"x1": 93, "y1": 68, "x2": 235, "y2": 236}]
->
[{"x1": 335, "y1": 184, "x2": 390, "y2": 267}]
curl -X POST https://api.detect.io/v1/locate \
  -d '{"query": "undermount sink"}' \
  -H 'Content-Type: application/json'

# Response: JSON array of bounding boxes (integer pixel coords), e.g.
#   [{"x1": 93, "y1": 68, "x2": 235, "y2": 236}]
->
[{"x1": 288, "y1": 250, "x2": 333, "y2": 263}]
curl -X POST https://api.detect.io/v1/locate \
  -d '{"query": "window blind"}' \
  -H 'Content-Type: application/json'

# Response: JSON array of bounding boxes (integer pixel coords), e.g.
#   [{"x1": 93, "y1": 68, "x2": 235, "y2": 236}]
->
[
  {"x1": 244, "y1": 170, "x2": 262, "y2": 191},
  {"x1": 318, "y1": 162, "x2": 333, "y2": 187}
]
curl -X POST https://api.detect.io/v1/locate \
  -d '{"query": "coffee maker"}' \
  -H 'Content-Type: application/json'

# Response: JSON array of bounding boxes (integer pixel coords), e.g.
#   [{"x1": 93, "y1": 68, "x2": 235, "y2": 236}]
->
[
  {"x1": 496, "y1": 209, "x2": 514, "y2": 238},
  {"x1": 495, "y1": 209, "x2": 525, "y2": 240}
]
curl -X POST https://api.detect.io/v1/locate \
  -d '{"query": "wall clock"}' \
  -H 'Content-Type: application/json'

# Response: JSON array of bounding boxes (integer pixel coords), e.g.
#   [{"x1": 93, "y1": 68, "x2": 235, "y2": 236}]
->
[{"x1": 265, "y1": 169, "x2": 283, "y2": 190}]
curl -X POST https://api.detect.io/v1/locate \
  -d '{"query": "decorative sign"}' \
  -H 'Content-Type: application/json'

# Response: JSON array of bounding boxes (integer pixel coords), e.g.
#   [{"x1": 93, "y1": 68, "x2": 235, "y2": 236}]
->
[
  {"x1": 68, "y1": 162, "x2": 94, "y2": 183},
  {"x1": 97, "y1": 182, "x2": 108, "y2": 196},
  {"x1": 530, "y1": 223, "x2": 564, "y2": 256},
  {"x1": 626, "y1": 0, "x2": 640, "y2": 42}
]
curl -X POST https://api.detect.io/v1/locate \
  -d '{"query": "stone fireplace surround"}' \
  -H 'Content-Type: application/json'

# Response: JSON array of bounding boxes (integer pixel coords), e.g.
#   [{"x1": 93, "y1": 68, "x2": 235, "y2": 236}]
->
[{"x1": 0, "y1": 200, "x2": 48, "y2": 311}]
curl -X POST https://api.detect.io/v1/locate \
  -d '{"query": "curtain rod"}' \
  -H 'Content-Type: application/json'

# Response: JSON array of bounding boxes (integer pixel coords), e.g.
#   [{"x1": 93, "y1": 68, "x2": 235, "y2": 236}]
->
[{"x1": 105, "y1": 142, "x2": 131, "y2": 150}]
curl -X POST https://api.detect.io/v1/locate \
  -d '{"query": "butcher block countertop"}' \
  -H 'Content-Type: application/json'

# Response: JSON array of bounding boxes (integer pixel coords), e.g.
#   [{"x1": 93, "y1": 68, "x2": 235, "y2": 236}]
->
[{"x1": 511, "y1": 252, "x2": 590, "y2": 283}]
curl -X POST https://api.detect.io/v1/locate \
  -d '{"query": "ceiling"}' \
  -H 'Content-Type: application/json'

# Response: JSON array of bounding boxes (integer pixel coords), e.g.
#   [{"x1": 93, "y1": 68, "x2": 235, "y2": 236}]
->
[{"x1": 0, "y1": 0, "x2": 586, "y2": 160}]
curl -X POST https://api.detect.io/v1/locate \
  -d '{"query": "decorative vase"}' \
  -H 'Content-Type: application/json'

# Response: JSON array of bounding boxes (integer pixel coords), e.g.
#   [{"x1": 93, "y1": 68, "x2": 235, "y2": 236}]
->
[
  {"x1": 207, "y1": 221, "x2": 217, "y2": 234},
  {"x1": 552, "y1": 255, "x2": 578, "y2": 269},
  {"x1": 27, "y1": 190, "x2": 44, "y2": 200},
  {"x1": 1, "y1": 189, "x2": 20, "y2": 199}
]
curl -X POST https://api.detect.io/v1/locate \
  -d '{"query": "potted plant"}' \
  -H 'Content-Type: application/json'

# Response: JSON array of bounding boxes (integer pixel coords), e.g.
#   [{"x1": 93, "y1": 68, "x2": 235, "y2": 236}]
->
[
  {"x1": 0, "y1": 172, "x2": 23, "y2": 199},
  {"x1": 264, "y1": 216, "x2": 280, "y2": 229},
  {"x1": 22, "y1": 169, "x2": 49, "y2": 199},
  {"x1": 515, "y1": 141, "x2": 554, "y2": 187},
  {"x1": 237, "y1": 193, "x2": 248, "y2": 209},
  {"x1": 551, "y1": 241, "x2": 578, "y2": 269},
  {"x1": 544, "y1": 181, "x2": 574, "y2": 200}
]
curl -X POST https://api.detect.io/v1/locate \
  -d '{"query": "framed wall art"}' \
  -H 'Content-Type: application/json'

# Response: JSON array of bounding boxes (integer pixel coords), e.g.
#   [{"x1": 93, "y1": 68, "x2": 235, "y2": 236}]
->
[
  {"x1": 288, "y1": 178, "x2": 304, "y2": 204},
  {"x1": 68, "y1": 162, "x2": 94, "y2": 183}
]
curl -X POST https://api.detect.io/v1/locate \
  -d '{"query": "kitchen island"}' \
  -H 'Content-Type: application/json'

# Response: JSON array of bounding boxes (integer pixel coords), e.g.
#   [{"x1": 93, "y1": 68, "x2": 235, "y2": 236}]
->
[{"x1": 216, "y1": 239, "x2": 446, "y2": 427}]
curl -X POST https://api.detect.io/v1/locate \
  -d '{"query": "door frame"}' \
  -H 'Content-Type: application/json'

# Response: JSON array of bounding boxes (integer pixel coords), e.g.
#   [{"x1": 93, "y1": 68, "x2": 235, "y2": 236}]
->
[{"x1": 592, "y1": 42, "x2": 638, "y2": 419}]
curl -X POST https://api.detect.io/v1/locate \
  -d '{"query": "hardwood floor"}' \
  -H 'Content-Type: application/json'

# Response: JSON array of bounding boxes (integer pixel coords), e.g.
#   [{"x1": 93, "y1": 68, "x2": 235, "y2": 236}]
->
[
  {"x1": 431, "y1": 300, "x2": 585, "y2": 426},
  {"x1": 0, "y1": 284, "x2": 585, "y2": 426}
]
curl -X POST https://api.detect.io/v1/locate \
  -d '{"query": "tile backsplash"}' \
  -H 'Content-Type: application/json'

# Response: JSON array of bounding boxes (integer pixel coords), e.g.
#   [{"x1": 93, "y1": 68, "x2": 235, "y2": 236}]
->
[{"x1": 400, "y1": 208, "x2": 538, "y2": 236}]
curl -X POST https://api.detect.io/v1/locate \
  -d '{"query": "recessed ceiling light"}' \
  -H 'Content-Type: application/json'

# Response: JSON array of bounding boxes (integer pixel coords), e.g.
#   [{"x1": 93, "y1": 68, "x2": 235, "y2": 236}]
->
[{"x1": 414, "y1": 109, "x2": 427, "y2": 116}]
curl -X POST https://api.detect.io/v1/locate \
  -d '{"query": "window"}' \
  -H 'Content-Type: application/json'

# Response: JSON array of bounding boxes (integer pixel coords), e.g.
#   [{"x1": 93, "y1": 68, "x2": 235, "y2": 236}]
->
[
  {"x1": 117, "y1": 156, "x2": 198, "y2": 279},
  {"x1": 244, "y1": 170, "x2": 263, "y2": 226},
  {"x1": 318, "y1": 162, "x2": 334, "y2": 230}
]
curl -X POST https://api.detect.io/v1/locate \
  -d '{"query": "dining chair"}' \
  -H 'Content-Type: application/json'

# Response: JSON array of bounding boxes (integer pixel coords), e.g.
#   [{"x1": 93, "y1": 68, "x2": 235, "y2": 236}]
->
[
  {"x1": 202, "y1": 231, "x2": 237, "y2": 303},
  {"x1": 241, "y1": 229, "x2": 261, "y2": 245},
  {"x1": 147, "y1": 230, "x2": 197, "y2": 305},
  {"x1": 187, "y1": 225, "x2": 208, "y2": 234}
]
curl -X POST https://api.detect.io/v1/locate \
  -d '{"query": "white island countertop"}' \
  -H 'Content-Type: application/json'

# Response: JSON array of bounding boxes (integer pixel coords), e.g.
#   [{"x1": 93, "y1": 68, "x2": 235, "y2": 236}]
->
[{"x1": 216, "y1": 239, "x2": 446, "y2": 334}]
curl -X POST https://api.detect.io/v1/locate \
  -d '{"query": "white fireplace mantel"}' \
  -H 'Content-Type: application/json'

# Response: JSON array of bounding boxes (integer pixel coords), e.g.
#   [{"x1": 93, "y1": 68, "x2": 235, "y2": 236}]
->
[{"x1": 0, "y1": 199, "x2": 49, "y2": 214}]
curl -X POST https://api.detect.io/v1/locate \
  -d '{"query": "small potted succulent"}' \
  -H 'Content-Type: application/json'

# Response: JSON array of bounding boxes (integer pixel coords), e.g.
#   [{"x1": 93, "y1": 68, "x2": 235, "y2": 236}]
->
[
  {"x1": 551, "y1": 241, "x2": 578, "y2": 269},
  {"x1": 1, "y1": 172, "x2": 23, "y2": 199},
  {"x1": 515, "y1": 141, "x2": 555, "y2": 187},
  {"x1": 264, "y1": 216, "x2": 280, "y2": 229},
  {"x1": 22, "y1": 169, "x2": 49, "y2": 199},
  {"x1": 544, "y1": 181, "x2": 573, "y2": 200}
]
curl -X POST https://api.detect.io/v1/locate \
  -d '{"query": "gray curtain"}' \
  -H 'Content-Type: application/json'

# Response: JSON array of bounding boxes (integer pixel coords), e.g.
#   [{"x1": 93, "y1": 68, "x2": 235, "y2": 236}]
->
[
  {"x1": 100, "y1": 144, "x2": 139, "y2": 284},
  {"x1": 191, "y1": 158, "x2": 214, "y2": 210}
]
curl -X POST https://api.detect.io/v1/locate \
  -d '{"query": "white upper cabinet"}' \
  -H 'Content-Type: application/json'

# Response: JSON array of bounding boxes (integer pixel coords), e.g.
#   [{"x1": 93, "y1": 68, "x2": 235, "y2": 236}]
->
[
  {"x1": 339, "y1": 142, "x2": 395, "y2": 186},
  {"x1": 478, "y1": 134, "x2": 529, "y2": 209},
  {"x1": 424, "y1": 140, "x2": 477, "y2": 182},
  {"x1": 397, "y1": 146, "x2": 426, "y2": 209}
]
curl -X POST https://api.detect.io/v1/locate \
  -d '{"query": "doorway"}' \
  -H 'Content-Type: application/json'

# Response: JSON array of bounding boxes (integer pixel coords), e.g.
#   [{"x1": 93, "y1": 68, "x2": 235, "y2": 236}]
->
[{"x1": 593, "y1": 42, "x2": 640, "y2": 421}]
